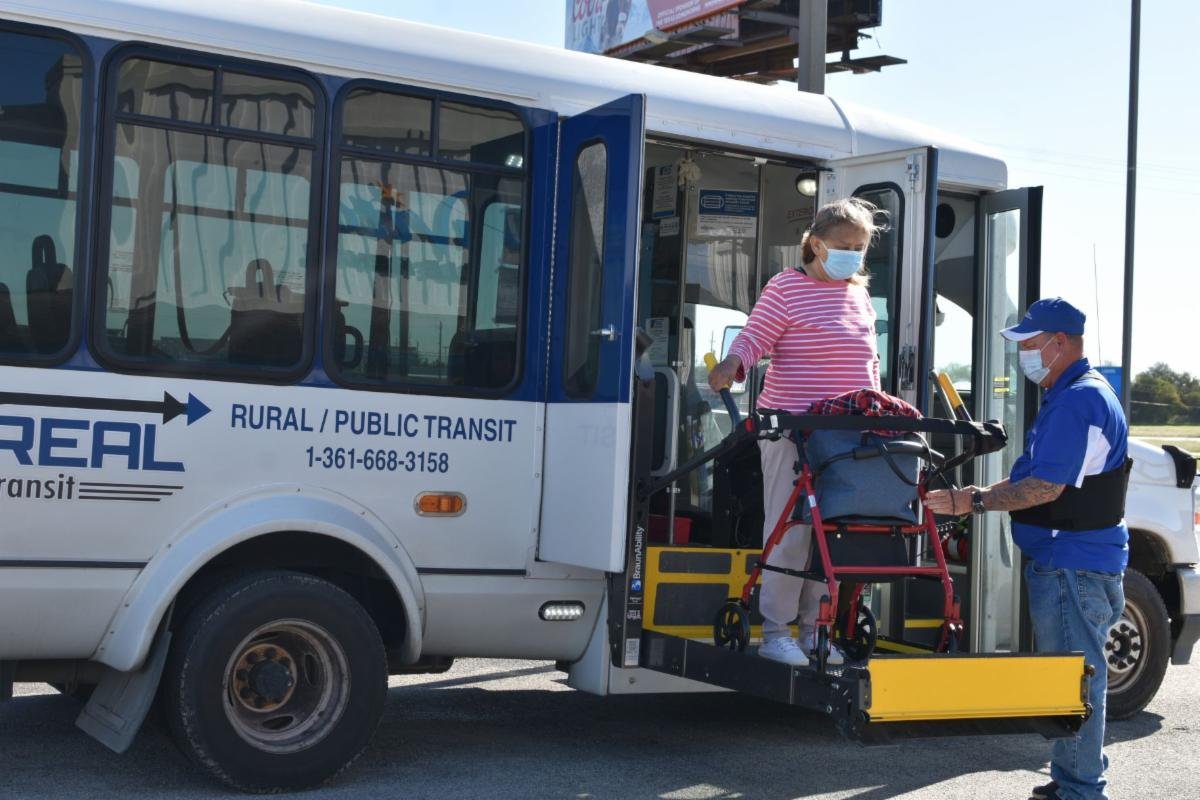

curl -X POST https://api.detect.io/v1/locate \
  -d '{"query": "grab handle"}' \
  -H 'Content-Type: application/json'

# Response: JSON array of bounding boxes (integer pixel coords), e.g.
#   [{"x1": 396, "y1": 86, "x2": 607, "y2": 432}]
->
[{"x1": 704, "y1": 352, "x2": 741, "y2": 426}]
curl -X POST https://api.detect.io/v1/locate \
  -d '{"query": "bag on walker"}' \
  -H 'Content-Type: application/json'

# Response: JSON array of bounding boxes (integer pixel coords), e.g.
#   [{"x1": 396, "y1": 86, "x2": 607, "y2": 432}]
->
[{"x1": 797, "y1": 428, "x2": 927, "y2": 525}]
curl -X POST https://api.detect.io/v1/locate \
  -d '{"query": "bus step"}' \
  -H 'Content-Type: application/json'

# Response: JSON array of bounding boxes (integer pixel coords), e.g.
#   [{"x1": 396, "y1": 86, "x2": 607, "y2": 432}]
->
[{"x1": 638, "y1": 630, "x2": 1087, "y2": 743}]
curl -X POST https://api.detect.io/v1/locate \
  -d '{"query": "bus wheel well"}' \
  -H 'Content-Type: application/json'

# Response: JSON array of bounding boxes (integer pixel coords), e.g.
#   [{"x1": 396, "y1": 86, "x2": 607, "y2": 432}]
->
[{"x1": 172, "y1": 532, "x2": 408, "y2": 657}]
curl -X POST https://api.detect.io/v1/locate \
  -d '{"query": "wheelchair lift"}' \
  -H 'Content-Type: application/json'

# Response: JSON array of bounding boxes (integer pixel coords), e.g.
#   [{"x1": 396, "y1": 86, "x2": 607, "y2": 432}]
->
[{"x1": 610, "y1": 413, "x2": 1091, "y2": 744}]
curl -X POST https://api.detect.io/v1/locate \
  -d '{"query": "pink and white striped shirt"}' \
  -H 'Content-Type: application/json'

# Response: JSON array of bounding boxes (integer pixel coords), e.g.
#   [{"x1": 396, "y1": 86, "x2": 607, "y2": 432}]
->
[{"x1": 727, "y1": 268, "x2": 880, "y2": 414}]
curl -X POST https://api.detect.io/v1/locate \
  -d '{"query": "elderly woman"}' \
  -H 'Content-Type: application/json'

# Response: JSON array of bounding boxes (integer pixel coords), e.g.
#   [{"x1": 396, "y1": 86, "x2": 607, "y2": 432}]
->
[{"x1": 707, "y1": 197, "x2": 884, "y2": 667}]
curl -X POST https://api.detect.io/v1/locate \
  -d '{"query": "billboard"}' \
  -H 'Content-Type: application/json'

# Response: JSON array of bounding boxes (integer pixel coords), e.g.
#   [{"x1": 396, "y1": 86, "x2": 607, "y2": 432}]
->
[{"x1": 566, "y1": 0, "x2": 745, "y2": 54}]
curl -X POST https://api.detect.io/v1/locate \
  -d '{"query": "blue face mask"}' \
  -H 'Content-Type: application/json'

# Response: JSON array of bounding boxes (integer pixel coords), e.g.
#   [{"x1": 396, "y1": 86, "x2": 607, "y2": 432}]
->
[{"x1": 817, "y1": 243, "x2": 864, "y2": 280}]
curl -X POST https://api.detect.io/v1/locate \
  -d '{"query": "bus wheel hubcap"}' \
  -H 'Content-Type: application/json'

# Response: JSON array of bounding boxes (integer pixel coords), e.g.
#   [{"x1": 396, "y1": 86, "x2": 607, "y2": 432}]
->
[{"x1": 223, "y1": 620, "x2": 350, "y2": 753}]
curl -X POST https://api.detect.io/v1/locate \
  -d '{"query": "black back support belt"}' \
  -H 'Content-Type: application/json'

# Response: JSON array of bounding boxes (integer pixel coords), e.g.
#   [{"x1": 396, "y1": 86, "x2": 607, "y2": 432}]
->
[{"x1": 1010, "y1": 457, "x2": 1133, "y2": 531}]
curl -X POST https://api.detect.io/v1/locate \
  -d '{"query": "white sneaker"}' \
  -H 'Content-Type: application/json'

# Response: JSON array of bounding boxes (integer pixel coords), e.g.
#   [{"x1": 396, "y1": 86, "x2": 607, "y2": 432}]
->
[{"x1": 758, "y1": 636, "x2": 810, "y2": 667}]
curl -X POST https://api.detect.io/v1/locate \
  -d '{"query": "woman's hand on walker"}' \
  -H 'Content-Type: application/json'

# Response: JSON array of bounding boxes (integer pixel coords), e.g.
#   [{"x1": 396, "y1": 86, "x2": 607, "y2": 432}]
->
[
  {"x1": 925, "y1": 487, "x2": 975, "y2": 516},
  {"x1": 706, "y1": 355, "x2": 741, "y2": 393}
]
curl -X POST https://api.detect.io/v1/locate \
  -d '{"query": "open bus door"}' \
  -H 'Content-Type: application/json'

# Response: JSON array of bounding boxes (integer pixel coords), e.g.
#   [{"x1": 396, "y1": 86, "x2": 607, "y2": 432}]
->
[
  {"x1": 817, "y1": 146, "x2": 939, "y2": 639},
  {"x1": 818, "y1": 146, "x2": 938, "y2": 410},
  {"x1": 972, "y1": 187, "x2": 1043, "y2": 653},
  {"x1": 538, "y1": 95, "x2": 646, "y2": 572}
]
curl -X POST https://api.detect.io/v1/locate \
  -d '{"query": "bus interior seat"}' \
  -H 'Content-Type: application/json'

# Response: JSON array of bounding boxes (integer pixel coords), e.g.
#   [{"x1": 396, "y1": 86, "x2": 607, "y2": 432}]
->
[
  {"x1": 0, "y1": 283, "x2": 22, "y2": 351},
  {"x1": 447, "y1": 327, "x2": 516, "y2": 388},
  {"x1": 26, "y1": 234, "x2": 73, "y2": 354},
  {"x1": 226, "y1": 258, "x2": 304, "y2": 367},
  {"x1": 332, "y1": 299, "x2": 364, "y2": 370}
]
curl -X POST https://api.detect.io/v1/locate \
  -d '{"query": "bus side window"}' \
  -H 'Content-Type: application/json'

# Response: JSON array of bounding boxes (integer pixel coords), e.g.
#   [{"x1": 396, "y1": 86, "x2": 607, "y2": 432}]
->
[
  {"x1": 562, "y1": 142, "x2": 608, "y2": 398},
  {"x1": 330, "y1": 88, "x2": 527, "y2": 392},
  {"x1": 98, "y1": 56, "x2": 318, "y2": 376},
  {"x1": 0, "y1": 30, "x2": 84, "y2": 360}
]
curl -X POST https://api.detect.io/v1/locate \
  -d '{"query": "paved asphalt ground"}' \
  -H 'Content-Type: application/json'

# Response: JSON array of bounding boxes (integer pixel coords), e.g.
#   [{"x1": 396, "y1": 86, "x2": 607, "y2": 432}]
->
[{"x1": 2, "y1": 656, "x2": 1195, "y2": 799}]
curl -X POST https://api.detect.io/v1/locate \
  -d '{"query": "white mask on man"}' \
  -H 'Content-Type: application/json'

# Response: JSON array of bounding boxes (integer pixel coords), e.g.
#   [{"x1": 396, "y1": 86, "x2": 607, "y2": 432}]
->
[{"x1": 1018, "y1": 338, "x2": 1060, "y2": 384}]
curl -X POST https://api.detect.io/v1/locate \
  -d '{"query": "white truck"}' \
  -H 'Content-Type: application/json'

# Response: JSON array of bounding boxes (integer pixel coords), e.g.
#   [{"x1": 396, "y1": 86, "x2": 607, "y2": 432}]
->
[{"x1": 1111, "y1": 440, "x2": 1200, "y2": 718}]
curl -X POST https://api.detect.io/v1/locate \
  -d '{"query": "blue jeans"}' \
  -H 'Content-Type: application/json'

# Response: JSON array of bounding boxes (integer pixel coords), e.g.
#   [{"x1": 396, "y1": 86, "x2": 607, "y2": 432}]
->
[{"x1": 1025, "y1": 562, "x2": 1125, "y2": 800}]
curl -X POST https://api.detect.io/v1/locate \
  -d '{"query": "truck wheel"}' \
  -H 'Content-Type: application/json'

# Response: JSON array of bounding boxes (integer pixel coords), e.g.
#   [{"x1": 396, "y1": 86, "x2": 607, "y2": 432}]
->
[
  {"x1": 1105, "y1": 568, "x2": 1170, "y2": 720},
  {"x1": 161, "y1": 571, "x2": 387, "y2": 791}
]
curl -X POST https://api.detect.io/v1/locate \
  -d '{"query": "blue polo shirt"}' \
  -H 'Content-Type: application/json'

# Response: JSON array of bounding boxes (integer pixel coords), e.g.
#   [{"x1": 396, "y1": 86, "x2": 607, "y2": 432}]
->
[{"x1": 1009, "y1": 357, "x2": 1129, "y2": 573}]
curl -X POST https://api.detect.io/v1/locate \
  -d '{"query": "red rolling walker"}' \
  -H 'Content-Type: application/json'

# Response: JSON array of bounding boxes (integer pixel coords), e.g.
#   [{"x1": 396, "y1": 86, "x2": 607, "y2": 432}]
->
[{"x1": 713, "y1": 417, "x2": 968, "y2": 672}]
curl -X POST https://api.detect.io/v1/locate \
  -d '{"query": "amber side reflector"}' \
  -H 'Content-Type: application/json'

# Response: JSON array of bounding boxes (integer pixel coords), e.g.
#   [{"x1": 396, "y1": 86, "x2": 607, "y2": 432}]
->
[{"x1": 415, "y1": 492, "x2": 466, "y2": 516}]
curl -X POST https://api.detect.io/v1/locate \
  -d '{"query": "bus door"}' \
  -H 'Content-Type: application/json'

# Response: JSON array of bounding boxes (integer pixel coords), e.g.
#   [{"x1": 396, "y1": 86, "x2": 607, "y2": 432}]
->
[
  {"x1": 538, "y1": 95, "x2": 646, "y2": 572},
  {"x1": 970, "y1": 187, "x2": 1043, "y2": 652},
  {"x1": 818, "y1": 147, "x2": 937, "y2": 409},
  {"x1": 818, "y1": 146, "x2": 937, "y2": 637}
]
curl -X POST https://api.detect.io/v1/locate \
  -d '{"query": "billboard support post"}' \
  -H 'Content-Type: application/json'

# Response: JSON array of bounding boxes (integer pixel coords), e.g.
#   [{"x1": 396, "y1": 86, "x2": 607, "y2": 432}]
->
[{"x1": 796, "y1": 0, "x2": 827, "y2": 93}]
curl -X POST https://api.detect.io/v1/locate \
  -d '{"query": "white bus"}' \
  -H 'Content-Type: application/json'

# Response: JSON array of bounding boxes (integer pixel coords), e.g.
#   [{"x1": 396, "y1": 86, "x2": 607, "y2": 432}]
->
[{"x1": 0, "y1": 0, "x2": 1196, "y2": 791}]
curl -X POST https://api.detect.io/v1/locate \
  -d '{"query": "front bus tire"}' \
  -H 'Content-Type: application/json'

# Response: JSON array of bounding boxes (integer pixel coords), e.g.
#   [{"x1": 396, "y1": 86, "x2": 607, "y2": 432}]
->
[
  {"x1": 162, "y1": 571, "x2": 387, "y2": 792},
  {"x1": 1105, "y1": 568, "x2": 1170, "y2": 720}
]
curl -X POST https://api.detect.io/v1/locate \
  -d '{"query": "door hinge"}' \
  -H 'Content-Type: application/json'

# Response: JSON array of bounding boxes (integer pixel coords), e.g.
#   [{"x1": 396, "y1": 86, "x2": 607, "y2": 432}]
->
[
  {"x1": 821, "y1": 171, "x2": 836, "y2": 200},
  {"x1": 906, "y1": 154, "x2": 922, "y2": 192},
  {"x1": 899, "y1": 345, "x2": 916, "y2": 391}
]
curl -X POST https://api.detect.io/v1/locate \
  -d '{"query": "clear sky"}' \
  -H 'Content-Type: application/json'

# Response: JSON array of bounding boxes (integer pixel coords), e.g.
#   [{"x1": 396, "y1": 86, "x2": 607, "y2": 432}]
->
[{"x1": 313, "y1": 0, "x2": 1198, "y2": 377}]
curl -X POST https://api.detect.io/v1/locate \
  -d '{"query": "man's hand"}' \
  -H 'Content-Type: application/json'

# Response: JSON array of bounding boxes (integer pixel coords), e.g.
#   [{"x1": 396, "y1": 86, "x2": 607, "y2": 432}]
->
[
  {"x1": 924, "y1": 477, "x2": 1065, "y2": 517},
  {"x1": 707, "y1": 355, "x2": 742, "y2": 393},
  {"x1": 925, "y1": 487, "x2": 976, "y2": 516}
]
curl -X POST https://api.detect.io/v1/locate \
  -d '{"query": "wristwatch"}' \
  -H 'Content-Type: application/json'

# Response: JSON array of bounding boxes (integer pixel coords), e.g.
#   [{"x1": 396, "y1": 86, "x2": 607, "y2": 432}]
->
[{"x1": 971, "y1": 489, "x2": 986, "y2": 515}]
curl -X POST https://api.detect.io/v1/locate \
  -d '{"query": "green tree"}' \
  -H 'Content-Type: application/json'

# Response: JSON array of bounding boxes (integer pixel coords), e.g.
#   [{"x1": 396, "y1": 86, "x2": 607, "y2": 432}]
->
[
  {"x1": 1131, "y1": 363, "x2": 1193, "y2": 425},
  {"x1": 1183, "y1": 387, "x2": 1200, "y2": 425}
]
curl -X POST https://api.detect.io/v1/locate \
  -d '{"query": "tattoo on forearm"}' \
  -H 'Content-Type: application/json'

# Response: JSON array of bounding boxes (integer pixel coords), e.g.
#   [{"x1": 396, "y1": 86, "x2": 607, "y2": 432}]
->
[{"x1": 983, "y1": 477, "x2": 1064, "y2": 512}]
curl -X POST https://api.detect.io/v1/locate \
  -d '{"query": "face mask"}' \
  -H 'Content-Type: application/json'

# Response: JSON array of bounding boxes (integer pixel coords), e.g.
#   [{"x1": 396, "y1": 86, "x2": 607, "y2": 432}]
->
[
  {"x1": 1019, "y1": 338, "x2": 1060, "y2": 384},
  {"x1": 816, "y1": 243, "x2": 864, "y2": 280}
]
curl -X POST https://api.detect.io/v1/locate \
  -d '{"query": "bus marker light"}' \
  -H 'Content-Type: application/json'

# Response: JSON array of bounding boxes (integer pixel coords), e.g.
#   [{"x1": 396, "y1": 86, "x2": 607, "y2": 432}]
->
[
  {"x1": 539, "y1": 602, "x2": 585, "y2": 621},
  {"x1": 415, "y1": 492, "x2": 466, "y2": 516}
]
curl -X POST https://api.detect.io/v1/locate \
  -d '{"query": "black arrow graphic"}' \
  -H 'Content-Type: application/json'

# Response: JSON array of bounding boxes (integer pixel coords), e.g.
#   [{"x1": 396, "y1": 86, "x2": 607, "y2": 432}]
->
[{"x1": 0, "y1": 390, "x2": 211, "y2": 425}]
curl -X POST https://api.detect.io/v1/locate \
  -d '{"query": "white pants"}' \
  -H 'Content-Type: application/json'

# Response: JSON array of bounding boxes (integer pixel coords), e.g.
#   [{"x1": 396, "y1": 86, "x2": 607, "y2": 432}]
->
[{"x1": 758, "y1": 436, "x2": 829, "y2": 641}]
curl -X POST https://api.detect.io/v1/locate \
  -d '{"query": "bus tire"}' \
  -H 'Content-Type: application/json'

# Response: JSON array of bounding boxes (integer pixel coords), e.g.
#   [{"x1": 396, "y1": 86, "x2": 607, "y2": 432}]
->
[
  {"x1": 1105, "y1": 568, "x2": 1170, "y2": 721},
  {"x1": 161, "y1": 570, "x2": 387, "y2": 792}
]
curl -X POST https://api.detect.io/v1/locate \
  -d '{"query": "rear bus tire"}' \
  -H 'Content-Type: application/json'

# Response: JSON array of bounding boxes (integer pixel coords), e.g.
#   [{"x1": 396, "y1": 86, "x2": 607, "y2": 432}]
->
[
  {"x1": 1105, "y1": 568, "x2": 1170, "y2": 721},
  {"x1": 161, "y1": 571, "x2": 387, "y2": 792}
]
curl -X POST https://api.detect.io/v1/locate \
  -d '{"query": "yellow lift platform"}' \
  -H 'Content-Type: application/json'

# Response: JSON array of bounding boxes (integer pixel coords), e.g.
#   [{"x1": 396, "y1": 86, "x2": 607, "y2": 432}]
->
[{"x1": 631, "y1": 544, "x2": 1090, "y2": 742}]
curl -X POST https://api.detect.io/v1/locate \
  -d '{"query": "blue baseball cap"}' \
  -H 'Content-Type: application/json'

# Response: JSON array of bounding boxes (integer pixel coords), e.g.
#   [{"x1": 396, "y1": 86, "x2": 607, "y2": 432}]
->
[{"x1": 1001, "y1": 297, "x2": 1086, "y2": 341}]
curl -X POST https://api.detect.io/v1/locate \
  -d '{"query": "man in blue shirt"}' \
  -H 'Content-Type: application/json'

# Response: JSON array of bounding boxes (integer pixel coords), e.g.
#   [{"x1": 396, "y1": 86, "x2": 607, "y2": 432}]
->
[{"x1": 927, "y1": 297, "x2": 1128, "y2": 800}]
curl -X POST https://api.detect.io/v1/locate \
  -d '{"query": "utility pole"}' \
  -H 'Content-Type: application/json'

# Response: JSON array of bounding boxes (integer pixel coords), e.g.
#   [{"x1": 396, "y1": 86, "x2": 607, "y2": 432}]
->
[
  {"x1": 796, "y1": 0, "x2": 827, "y2": 93},
  {"x1": 1121, "y1": 0, "x2": 1140, "y2": 414}
]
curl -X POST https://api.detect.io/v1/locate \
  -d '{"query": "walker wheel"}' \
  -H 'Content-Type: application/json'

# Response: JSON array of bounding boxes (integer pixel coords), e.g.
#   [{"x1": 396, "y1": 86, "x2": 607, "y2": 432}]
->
[
  {"x1": 834, "y1": 605, "x2": 878, "y2": 662},
  {"x1": 713, "y1": 601, "x2": 750, "y2": 652},
  {"x1": 938, "y1": 622, "x2": 962, "y2": 653},
  {"x1": 816, "y1": 625, "x2": 830, "y2": 673}
]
